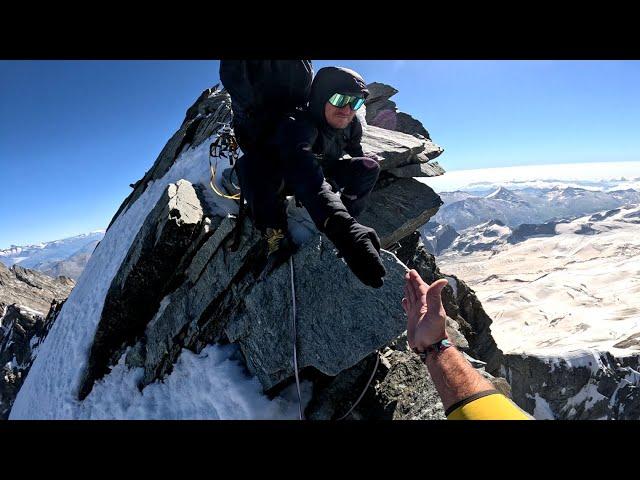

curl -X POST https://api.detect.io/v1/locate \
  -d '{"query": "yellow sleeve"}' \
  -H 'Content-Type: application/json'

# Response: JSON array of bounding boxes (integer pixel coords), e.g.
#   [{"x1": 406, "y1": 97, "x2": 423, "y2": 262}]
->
[{"x1": 446, "y1": 390, "x2": 532, "y2": 420}]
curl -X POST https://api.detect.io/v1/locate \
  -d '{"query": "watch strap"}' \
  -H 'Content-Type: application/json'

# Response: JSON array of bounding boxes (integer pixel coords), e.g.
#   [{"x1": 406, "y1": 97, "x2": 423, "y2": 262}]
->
[{"x1": 412, "y1": 338, "x2": 453, "y2": 361}]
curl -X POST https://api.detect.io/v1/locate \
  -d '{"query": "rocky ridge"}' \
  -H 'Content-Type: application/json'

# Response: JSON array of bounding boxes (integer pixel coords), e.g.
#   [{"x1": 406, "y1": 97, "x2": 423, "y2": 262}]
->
[
  {"x1": 0, "y1": 263, "x2": 72, "y2": 418},
  {"x1": 8, "y1": 82, "x2": 513, "y2": 419}
]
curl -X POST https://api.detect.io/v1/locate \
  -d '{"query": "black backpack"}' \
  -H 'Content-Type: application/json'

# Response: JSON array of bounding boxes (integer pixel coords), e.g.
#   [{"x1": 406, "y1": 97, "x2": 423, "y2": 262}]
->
[{"x1": 219, "y1": 60, "x2": 313, "y2": 148}]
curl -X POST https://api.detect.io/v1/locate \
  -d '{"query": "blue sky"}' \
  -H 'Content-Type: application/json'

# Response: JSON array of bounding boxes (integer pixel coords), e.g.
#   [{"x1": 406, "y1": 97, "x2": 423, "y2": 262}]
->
[{"x1": 1, "y1": 60, "x2": 639, "y2": 247}]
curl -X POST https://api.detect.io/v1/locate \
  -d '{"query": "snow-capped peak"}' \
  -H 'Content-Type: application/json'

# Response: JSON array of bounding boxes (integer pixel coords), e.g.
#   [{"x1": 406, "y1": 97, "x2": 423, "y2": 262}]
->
[{"x1": 485, "y1": 186, "x2": 522, "y2": 202}]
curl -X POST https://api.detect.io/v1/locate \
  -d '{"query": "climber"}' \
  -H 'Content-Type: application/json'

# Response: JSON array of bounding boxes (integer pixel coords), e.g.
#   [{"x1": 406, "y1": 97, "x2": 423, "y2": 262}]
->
[
  {"x1": 220, "y1": 61, "x2": 386, "y2": 288},
  {"x1": 402, "y1": 269, "x2": 532, "y2": 420}
]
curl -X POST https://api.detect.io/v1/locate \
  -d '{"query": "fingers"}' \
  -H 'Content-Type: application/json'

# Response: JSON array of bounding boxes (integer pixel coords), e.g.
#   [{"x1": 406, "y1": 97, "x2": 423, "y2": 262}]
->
[
  {"x1": 404, "y1": 273, "x2": 416, "y2": 305},
  {"x1": 426, "y1": 278, "x2": 448, "y2": 314},
  {"x1": 368, "y1": 230, "x2": 381, "y2": 253},
  {"x1": 404, "y1": 274, "x2": 418, "y2": 347},
  {"x1": 404, "y1": 269, "x2": 449, "y2": 348},
  {"x1": 408, "y1": 269, "x2": 428, "y2": 307}
]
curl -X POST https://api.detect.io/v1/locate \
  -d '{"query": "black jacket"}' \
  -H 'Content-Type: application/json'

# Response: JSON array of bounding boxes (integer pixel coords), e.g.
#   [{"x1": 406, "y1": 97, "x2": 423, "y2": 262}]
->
[{"x1": 277, "y1": 66, "x2": 370, "y2": 174}]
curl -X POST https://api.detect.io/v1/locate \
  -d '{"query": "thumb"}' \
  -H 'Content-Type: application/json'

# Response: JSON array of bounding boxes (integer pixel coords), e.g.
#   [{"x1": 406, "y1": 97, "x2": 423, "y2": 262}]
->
[
  {"x1": 426, "y1": 279, "x2": 448, "y2": 314},
  {"x1": 368, "y1": 229, "x2": 381, "y2": 253}
]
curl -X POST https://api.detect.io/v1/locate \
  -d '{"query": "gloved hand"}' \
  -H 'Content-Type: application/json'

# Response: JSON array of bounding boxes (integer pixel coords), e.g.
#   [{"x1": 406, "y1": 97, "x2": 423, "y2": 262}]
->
[{"x1": 324, "y1": 212, "x2": 387, "y2": 288}]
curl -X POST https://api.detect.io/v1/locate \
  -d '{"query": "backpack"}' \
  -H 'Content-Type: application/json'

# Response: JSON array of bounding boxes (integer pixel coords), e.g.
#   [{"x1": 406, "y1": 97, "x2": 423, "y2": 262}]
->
[{"x1": 219, "y1": 60, "x2": 313, "y2": 148}]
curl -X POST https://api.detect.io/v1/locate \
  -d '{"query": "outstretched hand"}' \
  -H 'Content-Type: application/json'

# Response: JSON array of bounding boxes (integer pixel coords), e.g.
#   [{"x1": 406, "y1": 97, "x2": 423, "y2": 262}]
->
[{"x1": 402, "y1": 269, "x2": 449, "y2": 352}]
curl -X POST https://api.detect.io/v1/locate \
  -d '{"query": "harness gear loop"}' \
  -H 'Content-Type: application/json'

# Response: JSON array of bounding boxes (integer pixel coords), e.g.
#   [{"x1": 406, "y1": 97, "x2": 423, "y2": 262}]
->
[{"x1": 209, "y1": 125, "x2": 241, "y2": 201}]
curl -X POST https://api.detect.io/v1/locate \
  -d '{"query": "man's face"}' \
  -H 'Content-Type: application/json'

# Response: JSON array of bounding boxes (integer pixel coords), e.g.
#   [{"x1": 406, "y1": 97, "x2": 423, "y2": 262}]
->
[{"x1": 324, "y1": 101, "x2": 356, "y2": 129}]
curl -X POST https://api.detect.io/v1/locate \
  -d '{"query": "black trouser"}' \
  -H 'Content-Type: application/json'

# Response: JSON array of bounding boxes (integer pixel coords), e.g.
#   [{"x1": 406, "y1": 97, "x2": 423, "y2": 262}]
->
[{"x1": 235, "y1": 149, "x2": 380, "y2": 233}]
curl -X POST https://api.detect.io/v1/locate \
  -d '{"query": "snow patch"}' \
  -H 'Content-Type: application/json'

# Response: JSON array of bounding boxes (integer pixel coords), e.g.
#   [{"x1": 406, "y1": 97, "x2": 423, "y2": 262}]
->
[
  {"x1": 532, "y1": 394, "x2": 555, "y2": 420},
  {"x1": 15, "y1": 304, "x2": 45, "y2": 318},
  {"x1": 563, "y1": 383, "x2": 608, "y2": 417},
  {"x1": 76, "y1": 344, "x2": 311, "y2": 419},
  {"x1": 10, "y1": 132, "x2": 303, "y2": 419}
]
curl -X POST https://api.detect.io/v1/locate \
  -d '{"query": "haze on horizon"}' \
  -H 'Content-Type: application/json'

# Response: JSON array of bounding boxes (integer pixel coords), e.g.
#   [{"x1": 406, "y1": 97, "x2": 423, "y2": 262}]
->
[{"x1": 421, "y1": 160, "x2": 640, "y2": 193}]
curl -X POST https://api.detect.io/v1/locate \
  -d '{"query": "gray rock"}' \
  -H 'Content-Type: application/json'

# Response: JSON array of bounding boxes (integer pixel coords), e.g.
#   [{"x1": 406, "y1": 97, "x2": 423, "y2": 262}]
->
[
  {"x1": 306, "y1": 343, "x2": 506, "y2": 420},
  {"x1": 420, "y1": 222, "x2": 460, "y2": 255},
  {"x1": 501, "y1": 350, "x2": 640, "y2": 419},
  {"x1": 0, "y1": 260, "x2": 73, "y2": 419},
  {"x1": 225, "y1": 235, "x2": 408, "y2": 391},
  {"x1": 0, "y1": 300, "x2": 64, "y2": 419},
  {"x1": 365, "y1": 82, "x2": 432, "y2": 139},
  {"x1": 361, "y1": 125, "x2": 442, "y2": 172},
  {"x1": 358, "y1": 178, "x2": 443, "y2": 248},
  {"x1": 139, "y1": 215, "x2": 263, "y2": 386},
  {"x1": 107, "y1": 87, "x2": 232, "y2": 229},
  {"x1": 507, "y1": 221, "x2": 560, "y2": 244},
  {"x1": 343, "y1": 350, "x2": 447, "y2": 420},
  {"x1": 79, "y1": 180, "x2": 205, "y2": 399},
  {"x1": 613, "y1": 332, "x2": 640, "y2": 349},
  {"x1": 575, "y1": 223, "x2": 598, "y2": 235},
  {"x1": 366, "y1": 82, "x2": 399, "y2": 103},
  {"x1": 0, "y1": 264, "x2": 74, "y2": 315},
  {"x1": 387, "y1": 160, "x2": 445, "y2": 178}
]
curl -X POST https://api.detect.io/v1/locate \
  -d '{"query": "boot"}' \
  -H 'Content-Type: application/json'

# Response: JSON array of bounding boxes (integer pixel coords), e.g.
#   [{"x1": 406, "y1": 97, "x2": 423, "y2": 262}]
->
[{"x1": 259, "y1": 227, "x2": 298, "y2": 280}]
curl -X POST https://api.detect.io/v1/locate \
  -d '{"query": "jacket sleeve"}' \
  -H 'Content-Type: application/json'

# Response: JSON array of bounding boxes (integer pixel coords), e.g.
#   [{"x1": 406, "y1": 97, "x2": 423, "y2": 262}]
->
[
  {"x1": 343, "y1": 117, "x2": 365, "y2": 158},
  {"x1": 274, "y1": 117, "x2": 349, "y2": 229},
  {"x1": 274, "y1": 115, "x2": 319, "y2": 160},
  {"x1": 445, "y1": 390, "x2": 533, "y2": 420}
]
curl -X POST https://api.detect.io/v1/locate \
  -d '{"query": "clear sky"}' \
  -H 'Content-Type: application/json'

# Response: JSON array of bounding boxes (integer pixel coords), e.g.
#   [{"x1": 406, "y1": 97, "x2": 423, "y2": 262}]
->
[{"x1": 1, "y1": 60, "x2": 639, "y2": 248}]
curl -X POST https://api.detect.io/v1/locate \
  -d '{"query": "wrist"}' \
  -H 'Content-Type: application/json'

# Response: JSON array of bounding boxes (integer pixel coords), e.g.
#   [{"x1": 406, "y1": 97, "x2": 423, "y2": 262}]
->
[{"x1": 412, "y1": 336, "x2": 452, "y2": 363}]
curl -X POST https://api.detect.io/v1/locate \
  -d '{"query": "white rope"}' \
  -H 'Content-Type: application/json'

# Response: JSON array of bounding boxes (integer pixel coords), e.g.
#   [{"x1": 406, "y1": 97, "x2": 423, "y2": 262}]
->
[
  {"x1": 288, "y1": 254, "x2": 380, "y2": 421},
  {"x1": 289, "y1": 256, "x2": 304, "y2": 420},
  {"x1": 336, "y1": 351, "x2": 380, "y2": 421}
]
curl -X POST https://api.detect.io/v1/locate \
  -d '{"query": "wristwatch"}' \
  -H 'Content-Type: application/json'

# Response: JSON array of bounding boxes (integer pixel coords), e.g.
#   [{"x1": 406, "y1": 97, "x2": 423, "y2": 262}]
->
[{"x1": 412, "y1": 338, "x2": 453, "y2": 362}]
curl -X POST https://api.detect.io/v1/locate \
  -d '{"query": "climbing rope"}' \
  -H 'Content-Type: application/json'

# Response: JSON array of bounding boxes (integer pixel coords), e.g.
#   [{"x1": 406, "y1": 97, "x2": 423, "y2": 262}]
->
[
  {"x1": 289, "y1": 256, "x2": 304, "y2": 420},
  {"x1": 335, "y1": 351, "x2": 380, "y2": 421},
  {"x1": 289, "y1": 252, "x2": 381, "y2": 421},
  {"x1": 209, "y1": 125, "x2": 241, "y2": 201}
]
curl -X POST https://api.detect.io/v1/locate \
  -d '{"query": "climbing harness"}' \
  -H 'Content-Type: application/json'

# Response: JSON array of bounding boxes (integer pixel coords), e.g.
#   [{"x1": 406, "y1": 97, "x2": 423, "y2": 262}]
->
[
  {"x1": 209, "y1": 124, "x2": 241, "y2": 201},
  {"x1": 209, "y1": 123, "x2": 244, "y2": 251},
  {"x1": 288, "y1": 254, "x2": 381, "y2": 421}
]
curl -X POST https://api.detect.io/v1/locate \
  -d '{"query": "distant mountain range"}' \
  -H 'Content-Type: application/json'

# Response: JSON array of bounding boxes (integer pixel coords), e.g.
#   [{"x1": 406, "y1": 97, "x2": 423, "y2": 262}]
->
[
  {"x1": 0, "y1": 231, "x2": 105, "y2": 280},
  {"x1": 434, "y1": 185, "x2": 640, "y2": 231},
  {"x1": 421, "y1": 185, "x2": 640, "y2": 255}
]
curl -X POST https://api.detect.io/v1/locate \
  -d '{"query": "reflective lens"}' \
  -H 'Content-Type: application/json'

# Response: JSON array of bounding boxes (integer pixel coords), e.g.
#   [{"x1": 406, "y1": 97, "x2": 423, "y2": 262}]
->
[
  {"x1": 328, "y1": 93, "x2": 365, "y2": 111},
  {"x1": 328, "y1": 93, "x2": 350, "y2": 108},
  {"x1": 351, "y1": 97, "x2": 365, "y2": 110}
]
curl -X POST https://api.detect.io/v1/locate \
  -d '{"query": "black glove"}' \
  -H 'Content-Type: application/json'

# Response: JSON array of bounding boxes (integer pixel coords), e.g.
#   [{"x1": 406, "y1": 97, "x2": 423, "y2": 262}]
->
[{"x1": 324, "y1": 212, "x2": 387, "y2": 288}]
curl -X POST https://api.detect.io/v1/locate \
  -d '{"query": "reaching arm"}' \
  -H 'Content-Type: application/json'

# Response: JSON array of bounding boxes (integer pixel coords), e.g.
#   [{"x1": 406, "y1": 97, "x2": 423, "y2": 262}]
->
[
  {"x1": 272, "y1": 117, "x2": 350, "y2": 230},
  {"x1": 402, "y1": 269, "x2": 531, "y2": 420}
]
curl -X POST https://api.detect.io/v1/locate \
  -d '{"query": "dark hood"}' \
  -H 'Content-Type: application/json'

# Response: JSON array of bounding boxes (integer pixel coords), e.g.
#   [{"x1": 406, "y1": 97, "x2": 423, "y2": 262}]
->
[{"x1": 309, "y1": 66, "x2": 369, "y2": 130}]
